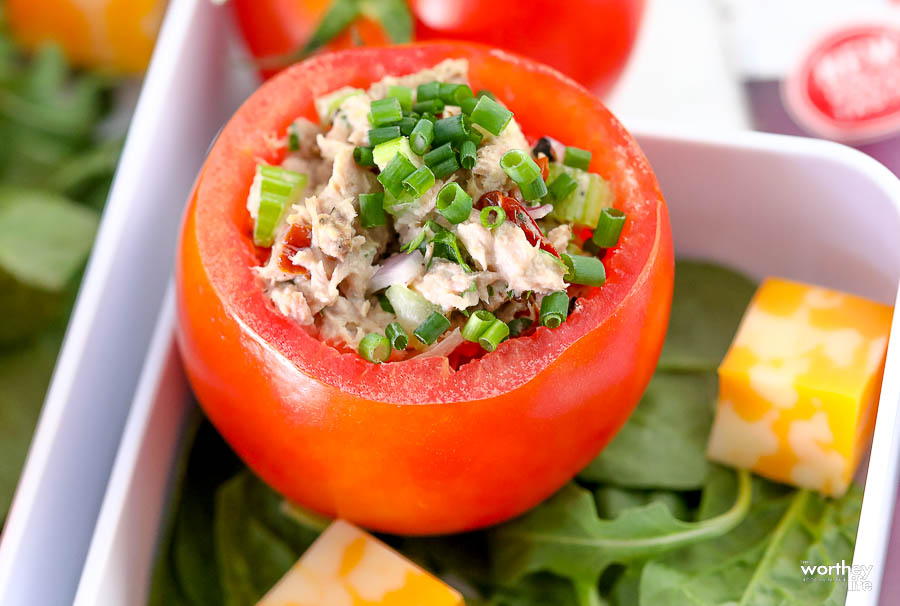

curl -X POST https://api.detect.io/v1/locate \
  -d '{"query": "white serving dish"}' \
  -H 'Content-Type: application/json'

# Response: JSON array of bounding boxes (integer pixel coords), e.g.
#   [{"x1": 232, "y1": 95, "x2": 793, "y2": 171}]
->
[
  {"x1": 0, "y1": 1, "x2": 249, "y2": 605},
  {"x1": 3, "y1": 0, "x2": 900, "y2": 604},
  {"x1": 72, "y1": 124, "x2": 900, "y2": 606}
]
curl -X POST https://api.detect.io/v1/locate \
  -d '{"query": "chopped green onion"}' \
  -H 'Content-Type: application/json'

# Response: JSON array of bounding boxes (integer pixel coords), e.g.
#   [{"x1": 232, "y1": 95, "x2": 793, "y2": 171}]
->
[
  {"x1": 582, "y1": 238, "x2": 603, "y2": 256},
  {"x1": 470, "y1": 96, "x2": 512, "y2": 135},
  {"x1": 410, "y1": 119, "x2": 435, "y2": 155},
  {"x1": 562, "y1": 253, "x2": 606, "y2": 286},
  {"x1": 353, "y1": 146, "x2": 375, "y2": 167},
  {"x1": 436, "y1": 183, "x2": 473, "y2": 224},
  {"x1": 377, "y1": 153, "x2": 417, "y2": 198},
  {"x1": 430, "y1": 155, "x2": 460, "y2": 180},
  {"x1": 359, "y1": 333, "x2": 391, "y2": 363},
  {"x1": 402, "y1": 165, "x2": 436, "y2": 200},
  {"x1": 378, "y1": 293, "x2": 395, "y2": 313},
  {"x1": 460, "y1": 96, "x2": 478, "y2": 115},
  {"x1": 478, "y1": 319, "x2": 509, "y2": 352},
  {"x1": 369, "y1": 125, "x2": 402, "y2": 146},
  {"x1": 518, "y1": 177, "x2": 548, "y2": 201},
  {"x1": 417, "y1": 81, "x2": 441, "y2": 101},
  {"x1": 397, "y1": 116, "x2": 417, "y2": 136},
  {"x1": 500, "y1": 149, "x2": 542, "y2": 184},
  {"x1": 372, "y1": 137, "x2": 416, "y2": 171},
  {"x1": 508, "y1": 317, "x2": 533, "y2": 337},
  {"x1": 254, "y1": 166, "x2": 307, "y2": 247},
  {"x1": 459, "y1": 140, "x2": 477, "y2": 169},
  {"x1": 439, "y1": 83, "x2": 474, "y2": 105},
  {"x1": 432, "y1": 114, "x2": 470, "y2": 146},
  {"x1": 540, "y1": 291, "x2": 569, "y2": 328},
  {"x1": 423, "y1": 142, "x2": 455, "y2": 167},
  {"x1": 402, "y1": 225, "x2": 426, "y2": 253},
  {"x1": 477, "y1": 89, "x2": 496, "y2": 100},
  {"x1": 548, "y1": 172, "x2": 578, "y2": 201},
  {"x1": 287, "y1": 123, "x2": 300, "y2": 151},
  {"x1": 431, "y1": 230, "x2": 472, "y2": 272},
  {"x1": 420, "y1": 111, "x2": 437, "y2": 123},
  {"x1": 467, "y1": 128, "x2": 483, "y2": 146},
  {"x1": 370, "y1": 97, "x2": 403, "y2": 127},
  {"x1": 386, "y1": 322, "x2": 408, "y2": 350},
  {"x1": 564, "y1": 146, "x2": 592, "y2": 170},
  {"x1": 480, "y1": 206, "x2": 506, "y2": 229},
  {"x1": 592, "y1": 207, "x2": 627, "y2": 248},
  {"x1": 404, "y1": 110, "x2": 420, "y2": 120},
  {"x1": 461, "y1": 310, "x2": 496, "y2": 342},
  {"x1": 414, "y1": 312, "x2": 450, "y2": 345},
  {"x1": 387, "y1": 85, "x2": 413, "y2": 112},
  {"x1": 412, "y1": 98, "x2": 444, "y2": 114},
  {"x1": 359, "y1": 192, "x2": 386, "y2": 228},
  {"x1": 500, "y1": 150, "x2": 548, "y2": 201}
]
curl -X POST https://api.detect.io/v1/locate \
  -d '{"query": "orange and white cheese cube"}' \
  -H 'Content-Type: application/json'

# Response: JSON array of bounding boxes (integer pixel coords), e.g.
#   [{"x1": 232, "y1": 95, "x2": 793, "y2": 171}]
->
[
  {"x1": 707, "y1": 278, "x2": 892, "y2": 496},
  {"x1": 256, "y1": 520, "x2": 464, "y2": 606}
]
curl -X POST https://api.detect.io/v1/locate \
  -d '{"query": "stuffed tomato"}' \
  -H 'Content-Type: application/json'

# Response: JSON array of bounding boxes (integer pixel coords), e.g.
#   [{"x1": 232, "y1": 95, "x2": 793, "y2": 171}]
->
[{"x1": 176, "y1": 42, "x2": 673, "y2": 535}]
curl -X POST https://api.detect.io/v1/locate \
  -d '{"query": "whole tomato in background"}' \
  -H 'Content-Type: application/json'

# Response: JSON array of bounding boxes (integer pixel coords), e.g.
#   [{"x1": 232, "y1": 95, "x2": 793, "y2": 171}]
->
[
  {"x1": 234, "y1": 0, "x2": 645, "y2": 95},
  {"x1": 4, "y1": 0, "x2": 167, "y2": 73}
]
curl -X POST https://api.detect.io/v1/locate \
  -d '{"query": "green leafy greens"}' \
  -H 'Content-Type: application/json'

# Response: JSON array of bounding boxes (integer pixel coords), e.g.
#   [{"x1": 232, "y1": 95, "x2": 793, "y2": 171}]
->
[
  {"x1": 147, "y1": 261, "x2": 864, "y2": 606},
  {"x1": 0, "y1": 16, "x2": 121, "y2": 519}
]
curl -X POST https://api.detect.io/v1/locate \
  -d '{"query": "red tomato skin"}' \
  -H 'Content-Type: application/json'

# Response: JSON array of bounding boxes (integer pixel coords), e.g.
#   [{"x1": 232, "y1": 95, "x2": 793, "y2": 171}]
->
[
  {"x1": 233, "y1": 0, "x2": 392, "y2": 77},
  {"x1": 233, "y1": 0, "x2": 644, "y2": 94},
  {"x1": 411, "y1": 0, "x2": 645, "y2": 95},
  {"x1": 176, "y1": 43, "x2": 673, "y2": 535}
]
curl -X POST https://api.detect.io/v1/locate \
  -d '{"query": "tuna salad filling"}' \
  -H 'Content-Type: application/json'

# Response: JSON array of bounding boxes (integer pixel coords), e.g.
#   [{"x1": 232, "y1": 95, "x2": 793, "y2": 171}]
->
[{"x1": 248, "y1": 59, "x2": 624, "y2": 363}]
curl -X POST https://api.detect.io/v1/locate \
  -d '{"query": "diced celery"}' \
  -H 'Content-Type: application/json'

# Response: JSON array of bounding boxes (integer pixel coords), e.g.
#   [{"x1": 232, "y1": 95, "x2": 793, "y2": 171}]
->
[
  {"x1": 252, "y1": 165, "x2": 308, "y2": 247},
  {"x1": 314, "y1": 87, "x2": 364, "y2": 124},
  {"x1": 547, "y1": 163, "x2": 613, "y2": 228},
  {"x1": 385, "y1": 284, "x2": 441, "y2": 334},
  {"x1": 372, "y1": 137, "x2": 422, "y2": 172}
]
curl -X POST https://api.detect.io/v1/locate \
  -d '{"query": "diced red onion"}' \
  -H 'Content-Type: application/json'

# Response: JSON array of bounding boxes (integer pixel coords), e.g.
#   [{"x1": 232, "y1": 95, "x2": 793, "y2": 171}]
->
[
  {"x1": 369, "y1": 251, "x2": 424, "y2": 293},
  {"x1": 412, "y1": 328, "x2": 463, "y2": 359},
  {"x1": 525, "y1": 204, "x2": 554, "y2": 220},
  {"x1": 547, "y1": 136, "x2": 566, "y2": 162}
]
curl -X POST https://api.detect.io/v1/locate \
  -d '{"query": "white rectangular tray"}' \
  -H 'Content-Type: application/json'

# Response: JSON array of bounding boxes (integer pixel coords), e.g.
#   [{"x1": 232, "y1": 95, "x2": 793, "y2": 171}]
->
[
  {"x1": 0, "y1": 1, "x2": 249, "y2": 604},
  {"x1": 73, "y1": 118, "x2": 900, "y2": 603}
]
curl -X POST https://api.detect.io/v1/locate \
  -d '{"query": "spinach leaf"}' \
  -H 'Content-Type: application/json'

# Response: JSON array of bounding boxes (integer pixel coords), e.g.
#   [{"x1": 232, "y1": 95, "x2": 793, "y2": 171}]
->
[
  {"x1": 593, "y1": 485, "x2": 694, "y2": 522},
  {"x1": 215, "y1": 471, "x2": 321, "y2": 606},
  {"x1": 579, "y1": 372, "x2": 717, "y2": 489},
  {"x1": 490, "y1": 470, "x2": 752, "y2": 587},
  {"x1": 580, "y1": 261, "x2": 756, "y2": 490},
  {"x1": 639, "y1": 480, "x2": 862, "y2": 605},
  {"x1": 0, "y1": 187, "x2": 99, "y2": 291},
  {"x1": 148, "y1": 418, "x2": 242, "y2": 606},
  {"x1": 0, "y1": 327, "x2": 63, "y2": 517},
  {"x1": 657, "y1": 260, "x2": 756, "y2": 372}
]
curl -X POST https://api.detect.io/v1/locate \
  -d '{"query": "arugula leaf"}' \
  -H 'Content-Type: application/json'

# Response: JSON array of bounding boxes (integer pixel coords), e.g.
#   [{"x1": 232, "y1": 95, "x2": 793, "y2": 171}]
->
[
  {"x1": 579, "y1": 372, "x2": 717, "y2": 489},
  {"x1": 215, "y1": 471, "x2": 321, "y2": 606},
  {"x1": 639, "y1": 482, "x2": 862, "y2": 605},
  {"x1": 0, "y1": 186, "x2": 98, "y2": 291},
  {"x1": 657, "y1": 260, "x2": 757, "y2": 372},
  {"x1": 490, "y1": 470, "x2": 751, "y2": 587}
]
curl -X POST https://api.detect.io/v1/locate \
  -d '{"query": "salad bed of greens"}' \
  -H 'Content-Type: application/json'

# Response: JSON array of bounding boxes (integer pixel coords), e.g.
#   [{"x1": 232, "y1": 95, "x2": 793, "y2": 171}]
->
[
  {"x1": 149, "y1": 261, "x2": 862, "y2": 606},
  {"x1": 0, "y1": 15, "x2": 123, "y2": 520}
]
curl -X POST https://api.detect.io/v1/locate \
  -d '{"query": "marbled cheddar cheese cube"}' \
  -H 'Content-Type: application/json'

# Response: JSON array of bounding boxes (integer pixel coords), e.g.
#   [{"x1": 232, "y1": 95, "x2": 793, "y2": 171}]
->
[
  {"x1": 256, "y1": 520, "x2": 464, "y2": 606},
  {"x1": 707, "y1": 278, "x2": 892, "y2": 497}
]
